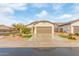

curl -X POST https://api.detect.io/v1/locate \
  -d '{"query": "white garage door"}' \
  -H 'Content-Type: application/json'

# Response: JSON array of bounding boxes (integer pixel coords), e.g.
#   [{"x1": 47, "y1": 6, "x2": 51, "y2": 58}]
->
[{"x1": 36, "y1": 27, "x2": 52, "y2": 34}]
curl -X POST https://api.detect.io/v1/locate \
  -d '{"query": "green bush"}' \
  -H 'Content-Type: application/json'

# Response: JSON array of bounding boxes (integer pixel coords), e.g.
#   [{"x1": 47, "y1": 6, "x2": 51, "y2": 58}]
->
[
  {"x1": 74, "y1": 33, "x2": 79, "y2": 36},
  {"x1": 12, "y1": 23, "x2": 31, "y2": 34},
  {"x1": 59, "y1": 35, "x2": 67, "y2": 38},
  {"x1": 22, "y1": 34, "x2": 32, "y2": 38},
  {"x1": 59, "y1": 33, "x2": 76, "y2": 40},
  {"x1": 68, "y1": 34, "x2": 76, "y2": 40}
]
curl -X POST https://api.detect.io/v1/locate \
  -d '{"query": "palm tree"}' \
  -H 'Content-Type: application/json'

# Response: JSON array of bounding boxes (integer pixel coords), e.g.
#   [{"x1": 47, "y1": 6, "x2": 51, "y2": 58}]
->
[{"x1": 12, "y1": 23, "x2": 31, "y2": 34}]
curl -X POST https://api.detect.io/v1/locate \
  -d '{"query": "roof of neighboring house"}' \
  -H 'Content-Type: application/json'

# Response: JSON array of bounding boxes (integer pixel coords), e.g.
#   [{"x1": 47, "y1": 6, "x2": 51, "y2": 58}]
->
[
  {"x1": 54, "y1": 22, "x2": 65, "y2": 25},
  {"x1": 26, "y1": 20, "x2": 55, "y2": 26},
  {"x1": 59, "y1": 19, "x2": 79, "y2": 26},
  {"x1": 0, "y1": 25, "x2": 14, "y2": 30}
]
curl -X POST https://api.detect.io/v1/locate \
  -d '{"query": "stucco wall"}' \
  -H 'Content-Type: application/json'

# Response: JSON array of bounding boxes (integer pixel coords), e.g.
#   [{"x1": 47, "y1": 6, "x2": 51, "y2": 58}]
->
[
  {"x1": 59, "y1": 25, "x2": 71, "y2": 33},
  {"x1": 71, "y1": 21, "x2": 79, "y2": 33},
  {"x1": 59, "y1": 21, "x2": 79, "y2": 34},
  {"x1": 27, "y1": 24, "x2": 34, "y2": 28},
  {"x1": 35, "y1": 22, "x2": 54, "y2": 27},
  {"x1": 71, "y1": 21, "x2": 79, "y2": 26}
]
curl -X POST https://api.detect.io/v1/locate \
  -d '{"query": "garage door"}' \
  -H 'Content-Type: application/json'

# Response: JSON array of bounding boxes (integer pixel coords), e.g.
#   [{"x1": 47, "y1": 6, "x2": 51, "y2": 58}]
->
[
  {"x1": 36, "y1": 27, "x2": 52, "y2": 34},
  {"x1": 73, "y1": 26, "x2": 79, "y2": 33}
]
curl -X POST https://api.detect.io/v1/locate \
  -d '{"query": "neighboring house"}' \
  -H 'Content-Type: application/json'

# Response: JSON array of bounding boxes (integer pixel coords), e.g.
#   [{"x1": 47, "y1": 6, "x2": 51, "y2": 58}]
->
[
  {"x1": 26, "y1": 20, "x2": 54, "y2": 35},
  {"x1": 54, "y1": 22, "x2": 64, "y2": 32},
  {"x1": 58, "y1": 19, "x2": 79, "y2": 34},
  {"x1": 0, "y1": 25, "x2": 18, "y2": 34}
]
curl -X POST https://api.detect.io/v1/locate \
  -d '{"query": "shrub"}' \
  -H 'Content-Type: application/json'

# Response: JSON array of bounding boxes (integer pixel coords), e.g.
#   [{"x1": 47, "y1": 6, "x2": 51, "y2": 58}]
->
[
  {"x1": 68, "y1": 34, "x2": 76, "y2": 40},
  {"x1": 59, "y1": 33, "x2": 76, "y2": 40},
  {"x1": 74, "y1": 33, "x2": 79, "y2": 36},
  {"x1": 22, "y1": 34, "x2": 32, "y2": 38},
  {"x1": 59, "y1": 35, "x2": 67, "y2": 38},
  {"x1": 12, "y1": 23, "x2": 31, "y2": 34}
]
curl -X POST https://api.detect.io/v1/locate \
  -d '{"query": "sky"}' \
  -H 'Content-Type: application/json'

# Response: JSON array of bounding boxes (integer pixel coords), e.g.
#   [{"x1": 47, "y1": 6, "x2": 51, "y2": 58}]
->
[{"x1": 0, "y1": 3, "x2": 79, "y2": 26}]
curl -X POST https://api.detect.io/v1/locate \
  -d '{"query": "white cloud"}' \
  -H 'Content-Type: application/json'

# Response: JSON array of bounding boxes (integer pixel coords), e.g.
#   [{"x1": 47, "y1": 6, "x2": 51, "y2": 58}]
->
[
  {"x1": 0, "y1": 3, "x2": 27, "y2": 11},
  {"x1": 0, "y1": 7, "x2": 14, "y2": 15},
  {"x1": 8, "y1": 3, "x2": 27, "y2": 11},
  {"x1": 36, "y1": 10, "x2": 48, "y2": 18},
  {"x1": 52, "y1": 3, "x2": 65, "y2": 11},
  {"x1": 0, "y1": 3, "x2": 27, "y2": 15},
  {"x1": 0, "y1": 15, "x2": 28, "y2": 26},
  {"x1": 73, "y1": 4, "x2": 79, "y2": 12},
  {"x1": 55, "y1": 14, "x2": 72, "y2": 19},
  {"x1": 31, "y1": 3, "x2": 48, "y2": 8},
  {"x1": 0, "y1": 3, "x2": 28, "y2": 25},
  {"x1": 0, "y1": 15, "x2": 17, "y2": 26}
]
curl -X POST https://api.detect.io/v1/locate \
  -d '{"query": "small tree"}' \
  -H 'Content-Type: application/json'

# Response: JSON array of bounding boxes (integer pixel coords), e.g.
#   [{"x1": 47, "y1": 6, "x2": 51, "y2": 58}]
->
[
  {"x1": 21, "y1": 26, "x2": 31, "y2": 34},
  {"x1": 12, "y1": 23, "x2": 31, "y2": 34}
]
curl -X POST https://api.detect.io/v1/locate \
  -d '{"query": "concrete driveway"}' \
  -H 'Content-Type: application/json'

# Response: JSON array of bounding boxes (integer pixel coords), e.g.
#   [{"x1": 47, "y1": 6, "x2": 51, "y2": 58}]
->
[{"x1": 31, "y1": 33, "x2": 79, "y2": 47}]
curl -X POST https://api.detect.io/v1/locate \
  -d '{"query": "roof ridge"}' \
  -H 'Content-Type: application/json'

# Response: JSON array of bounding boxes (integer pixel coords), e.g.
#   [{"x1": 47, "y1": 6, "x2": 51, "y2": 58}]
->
[{"x1": 59, "y1": 19, "x2": 79, "y2": 26}]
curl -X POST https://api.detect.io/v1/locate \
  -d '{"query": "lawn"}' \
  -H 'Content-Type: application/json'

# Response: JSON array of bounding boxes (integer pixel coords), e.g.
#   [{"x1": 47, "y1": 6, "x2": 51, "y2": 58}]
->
[{"x1": 22, "y1": 34, "x2": 32, "y2": 38}]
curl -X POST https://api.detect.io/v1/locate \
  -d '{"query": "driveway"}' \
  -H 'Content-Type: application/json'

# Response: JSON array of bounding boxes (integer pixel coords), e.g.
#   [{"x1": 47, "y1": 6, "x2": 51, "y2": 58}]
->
[{"x1": 31, "y1": 33, "x2": 79, "y2": 47}]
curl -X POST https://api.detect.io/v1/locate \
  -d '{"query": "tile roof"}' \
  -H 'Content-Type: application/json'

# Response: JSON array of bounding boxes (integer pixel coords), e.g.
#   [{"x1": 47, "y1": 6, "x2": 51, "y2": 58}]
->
[{"x1": 26, "y1": 20, "x2": 55, "y2": 26}]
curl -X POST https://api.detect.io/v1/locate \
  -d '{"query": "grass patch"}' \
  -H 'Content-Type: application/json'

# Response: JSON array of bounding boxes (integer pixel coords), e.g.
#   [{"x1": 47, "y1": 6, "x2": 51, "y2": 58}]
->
[
  {"x1": 22, "y1": 34, "x2": 32, "y2": 38},
  {"x1": 59, "y1": 34, "x2": 68, "y2": 38}
]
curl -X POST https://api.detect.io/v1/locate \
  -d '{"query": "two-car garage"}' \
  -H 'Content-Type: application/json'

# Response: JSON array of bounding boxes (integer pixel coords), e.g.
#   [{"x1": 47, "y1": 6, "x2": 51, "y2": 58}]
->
[
  {"x1": 36, "y1": 27, "x2": 52, "y2": 34},
  {"x1": 28, "y1": 20, "x2": 54, "y2": 35},
  {"x1": 33, "y1": 21, "x2": 54, "y2": 35}
]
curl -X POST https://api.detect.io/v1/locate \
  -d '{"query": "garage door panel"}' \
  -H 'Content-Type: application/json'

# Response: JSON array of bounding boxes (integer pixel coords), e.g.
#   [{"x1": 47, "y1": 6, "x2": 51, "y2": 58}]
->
[
  {"x1": 36, "y1": 27, "x2": 52, "y2": 34},
  {"x1": 74, "y1": 26, "x2": 79, "y2": 33}
]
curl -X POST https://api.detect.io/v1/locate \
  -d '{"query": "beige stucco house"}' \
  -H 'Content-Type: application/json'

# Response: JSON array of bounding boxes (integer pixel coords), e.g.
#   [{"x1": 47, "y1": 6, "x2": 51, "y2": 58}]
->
[
  {"x1": 26, "y1": 20, "x2": 54, "y2": 35},
  {"x1": 54, "y1": 22, "x2": 64, "y2": 32},
  {"x1": 58, "y1": 19, "x2": 79, "y2": 34}
]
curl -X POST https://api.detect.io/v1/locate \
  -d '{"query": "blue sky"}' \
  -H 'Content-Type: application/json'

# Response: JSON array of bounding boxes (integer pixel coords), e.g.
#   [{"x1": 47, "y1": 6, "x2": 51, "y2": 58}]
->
[{"x1": 0, "y1": 3, "x2": 79, "y2": 25}]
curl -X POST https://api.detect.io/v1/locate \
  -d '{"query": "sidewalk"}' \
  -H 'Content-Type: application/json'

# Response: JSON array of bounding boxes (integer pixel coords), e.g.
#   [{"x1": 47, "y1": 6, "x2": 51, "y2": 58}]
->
[{"x1": 0, "y1": 34, "x2": 79, "y2": 47}]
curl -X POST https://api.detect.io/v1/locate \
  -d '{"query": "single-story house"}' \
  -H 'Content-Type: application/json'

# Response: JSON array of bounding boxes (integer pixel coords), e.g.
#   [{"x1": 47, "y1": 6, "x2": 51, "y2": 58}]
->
[
  {"x1": 58, "y1": 19, "x2": 79, "y2": 34},
  {"x1": 26, "y1": 20, "x2": 54, "y2": 35},
  {"x1": 0, "y1": 25, "x2": 18, "y2": 34},
  {"x1": 54, "y1": 22, "x2": 64, "y2": 32}
]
